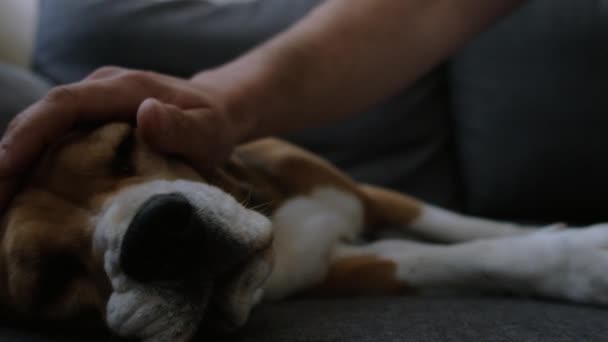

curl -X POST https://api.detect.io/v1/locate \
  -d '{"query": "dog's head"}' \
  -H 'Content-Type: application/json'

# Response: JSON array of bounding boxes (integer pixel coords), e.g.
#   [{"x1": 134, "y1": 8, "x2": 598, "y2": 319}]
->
[{"x1": 0, "y1": 123, "x2": 274, "y2": 341}]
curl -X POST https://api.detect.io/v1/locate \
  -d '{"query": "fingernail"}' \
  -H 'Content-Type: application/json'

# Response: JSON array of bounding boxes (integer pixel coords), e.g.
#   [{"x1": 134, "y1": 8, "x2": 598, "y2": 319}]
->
[
  {"x1": 139, "y1": 98, "x2": 162, "y2": 117},
  {"x1": 138, "y1": 98, "x2": 175, "y2": 149},
  {"x1": 138, "y1": 98, "x2": 165, "y2": 131}
]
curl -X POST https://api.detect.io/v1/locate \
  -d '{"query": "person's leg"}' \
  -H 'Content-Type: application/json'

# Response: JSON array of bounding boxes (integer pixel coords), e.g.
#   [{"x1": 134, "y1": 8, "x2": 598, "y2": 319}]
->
[{"x1": 0, "y1": 63, "x2": 50, "y2": 132}]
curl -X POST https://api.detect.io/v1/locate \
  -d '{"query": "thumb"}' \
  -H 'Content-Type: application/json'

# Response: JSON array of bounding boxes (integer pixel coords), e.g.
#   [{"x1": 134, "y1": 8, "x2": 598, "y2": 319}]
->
[{"x1": 137, "y1": 98, "x2": 235, "y2": 170}]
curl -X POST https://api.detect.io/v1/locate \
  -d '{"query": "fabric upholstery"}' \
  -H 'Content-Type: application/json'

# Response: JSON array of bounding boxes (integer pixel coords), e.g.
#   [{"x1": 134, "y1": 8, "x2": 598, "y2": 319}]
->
[
  {"x1": 0, "y1": 62, "x2": 49, "y2": 131},
  {"x1": 2, "y1": 297, "x2": 608, "y2": 341},
  {"x1": 450, "y1": 0, "x2": 608, "y2": 223}
]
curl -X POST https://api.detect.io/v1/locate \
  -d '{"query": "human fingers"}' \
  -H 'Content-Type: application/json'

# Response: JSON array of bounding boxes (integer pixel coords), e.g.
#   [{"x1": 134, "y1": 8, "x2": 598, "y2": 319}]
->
[
  {"x1": 0, "y1": 71, "x2": 207, "y2": 212},
  {"x1": 137, "y1": 98, "x2": 238, "y2": 171}
]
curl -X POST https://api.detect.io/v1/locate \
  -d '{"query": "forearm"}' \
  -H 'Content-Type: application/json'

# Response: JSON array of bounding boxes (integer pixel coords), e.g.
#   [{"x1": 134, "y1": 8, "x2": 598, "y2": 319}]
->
[{"x1": 192, "y1": 0, "x2": 525, "y2": 140}]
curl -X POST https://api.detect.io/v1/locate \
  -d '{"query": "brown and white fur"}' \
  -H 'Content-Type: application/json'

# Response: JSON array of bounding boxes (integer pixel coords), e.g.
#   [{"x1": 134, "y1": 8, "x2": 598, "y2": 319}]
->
[{"x1": 2, "y1": 123, "x2": 608, "y2": 341}]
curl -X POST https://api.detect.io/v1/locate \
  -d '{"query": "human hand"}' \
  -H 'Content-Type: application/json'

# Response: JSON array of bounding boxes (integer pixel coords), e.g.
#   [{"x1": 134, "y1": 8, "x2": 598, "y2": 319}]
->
[{"x1": 0, "y1": 66, "x2": 253, "y2": 212}]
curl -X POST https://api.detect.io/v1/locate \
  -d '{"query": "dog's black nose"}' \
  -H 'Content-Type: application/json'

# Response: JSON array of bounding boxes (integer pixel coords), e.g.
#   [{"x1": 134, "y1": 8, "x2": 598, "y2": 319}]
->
[
  {"x1": 120, "y1": 193, "x2": 207, "y2": 282},
  {"x1": 120, "y1": 193, "x2": 250, "y2": 283}
]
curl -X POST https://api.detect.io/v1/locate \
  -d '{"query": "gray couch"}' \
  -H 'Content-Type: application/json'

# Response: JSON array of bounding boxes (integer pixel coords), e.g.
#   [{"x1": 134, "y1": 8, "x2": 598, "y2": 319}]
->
[
  {"x1": 3, "y1": 297, "x2": 608, "y2": 341},
  {"x1": 2, "y1": 0, "x2": 608, "y2": 340}
]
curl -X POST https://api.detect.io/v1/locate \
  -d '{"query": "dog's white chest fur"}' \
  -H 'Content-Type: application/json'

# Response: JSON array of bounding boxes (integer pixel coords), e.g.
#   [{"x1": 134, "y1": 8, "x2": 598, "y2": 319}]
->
[{"x1": 263, "y1": 188, "x2": 364, "y2": 300}]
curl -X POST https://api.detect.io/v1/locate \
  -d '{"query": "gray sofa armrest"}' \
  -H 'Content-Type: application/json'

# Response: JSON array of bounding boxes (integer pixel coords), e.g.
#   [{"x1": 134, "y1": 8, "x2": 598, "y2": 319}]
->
[{"x1": 0, "y1": 63, "x2": 50, "y2": 132}]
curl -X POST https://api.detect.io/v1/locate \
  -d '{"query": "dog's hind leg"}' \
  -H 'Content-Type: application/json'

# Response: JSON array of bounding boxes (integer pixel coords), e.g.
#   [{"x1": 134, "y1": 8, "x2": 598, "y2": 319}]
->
[
  {"x1": 309, "y1": 226, "x2": 608, "y2": 304},
  {"x1": 360, "y1": 184, "x2": 539, "y2": 243}
]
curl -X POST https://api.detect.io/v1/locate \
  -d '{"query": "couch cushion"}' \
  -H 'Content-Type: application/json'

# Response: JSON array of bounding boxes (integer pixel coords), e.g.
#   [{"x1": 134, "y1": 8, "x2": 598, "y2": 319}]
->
[
  {"x1": 450, "y1": 0, "x2": 608, "y2": 222},
  {"x1": 3, "y1": 297, "x2": 608, "y2": 341},
  {"x1": 0, "y1": 0, "x2": 38, "y2": 67},
  {"x1": 227, "y1": 297, "x2": 608, "y2": 342},
  {"x1": 33, "y1": 0, "x2": 322, "y2": 84},
  {"x1": 0, "y1": 63, "x2": 50, "y2": 131}
]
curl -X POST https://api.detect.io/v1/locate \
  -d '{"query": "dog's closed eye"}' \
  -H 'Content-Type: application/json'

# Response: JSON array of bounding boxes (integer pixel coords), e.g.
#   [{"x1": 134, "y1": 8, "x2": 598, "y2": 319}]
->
[{"x1": 111, "y1": 131, "x2": 135, "y2": 176}]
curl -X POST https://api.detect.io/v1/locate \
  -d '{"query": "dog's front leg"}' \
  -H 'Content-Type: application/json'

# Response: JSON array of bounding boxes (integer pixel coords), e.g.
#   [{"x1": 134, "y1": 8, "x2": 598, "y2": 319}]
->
[{"x1": 311, "y1": 225, "x2": 608, "y2": 304}]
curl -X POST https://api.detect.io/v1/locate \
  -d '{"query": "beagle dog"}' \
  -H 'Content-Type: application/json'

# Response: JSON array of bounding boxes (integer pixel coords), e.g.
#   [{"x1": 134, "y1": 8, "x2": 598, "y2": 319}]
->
[{"x1": 2, "y1": 123, "x2": 608, "y2": 341}]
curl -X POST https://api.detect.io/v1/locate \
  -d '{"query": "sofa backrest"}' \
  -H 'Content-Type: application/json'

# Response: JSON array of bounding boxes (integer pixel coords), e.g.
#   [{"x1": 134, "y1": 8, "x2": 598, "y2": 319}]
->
[
  {"x1": 0, "y1": 0, "x2": 38, "y2": 67},
  {"x1": 450, "y1": 0, "x2": 608, "y2": 223}
]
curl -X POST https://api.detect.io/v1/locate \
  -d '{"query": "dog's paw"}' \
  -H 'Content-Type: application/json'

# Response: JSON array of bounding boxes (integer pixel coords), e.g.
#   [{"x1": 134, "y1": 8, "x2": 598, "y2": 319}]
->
[
  {"x1": 106, "y1": 280, "x2": 208, "y2": 342},
  {"x1": 526, "y1": 223, "x2": 608, "y2": 304}
]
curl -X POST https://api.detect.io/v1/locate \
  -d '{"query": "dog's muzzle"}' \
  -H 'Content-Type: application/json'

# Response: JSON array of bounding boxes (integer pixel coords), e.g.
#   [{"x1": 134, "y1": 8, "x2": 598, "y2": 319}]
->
[
  {"x1": 120, "y1": 193, "x2": 252, "y2": 283},
  {"x1": 95, "y1": 180, "x2": 274, "y2": 341}
]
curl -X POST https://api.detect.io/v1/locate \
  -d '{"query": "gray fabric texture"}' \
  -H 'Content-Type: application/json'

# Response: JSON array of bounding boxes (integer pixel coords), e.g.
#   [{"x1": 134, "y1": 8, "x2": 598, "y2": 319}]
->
[
  {"x1": 2, "y1": 297, "x2": 608, "y2": 341},
  {"x1": 33, "y1": 0, "x2": 462, "y2": 209},
  {"x1": 0, "y1": 63, "x2": 50, "y2": 132},
  {"x1": 450, "y1": 0, "x2": 608, "y2": 223},
  {"x1": 231, "y1": 297, "x2": 608, "y2": 342}
]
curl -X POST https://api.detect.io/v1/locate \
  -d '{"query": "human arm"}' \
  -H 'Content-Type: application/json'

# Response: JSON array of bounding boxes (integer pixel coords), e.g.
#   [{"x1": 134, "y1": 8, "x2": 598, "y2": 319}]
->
[{"x1": 191, "y1": 0, "x2": 525, "y2": 140}]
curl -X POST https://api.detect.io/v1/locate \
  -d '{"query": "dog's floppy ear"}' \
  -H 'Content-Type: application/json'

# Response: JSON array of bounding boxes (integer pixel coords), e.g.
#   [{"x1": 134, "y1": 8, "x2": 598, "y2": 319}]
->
[
  {"x1": 0, "y1": 191, "x2": 109, "y2": 320},
  {"x1": 207, "y1": 156, "x2": 282, "y2": 217},
  {"x1": 207, "y1": 167, "x2": 251, "y2": 204}
]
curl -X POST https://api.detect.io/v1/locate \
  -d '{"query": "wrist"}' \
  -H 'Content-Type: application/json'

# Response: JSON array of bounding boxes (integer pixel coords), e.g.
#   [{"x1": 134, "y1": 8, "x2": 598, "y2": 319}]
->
[{"x1": 190, "y1": 68, "x2": 263, "y2": 143}]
